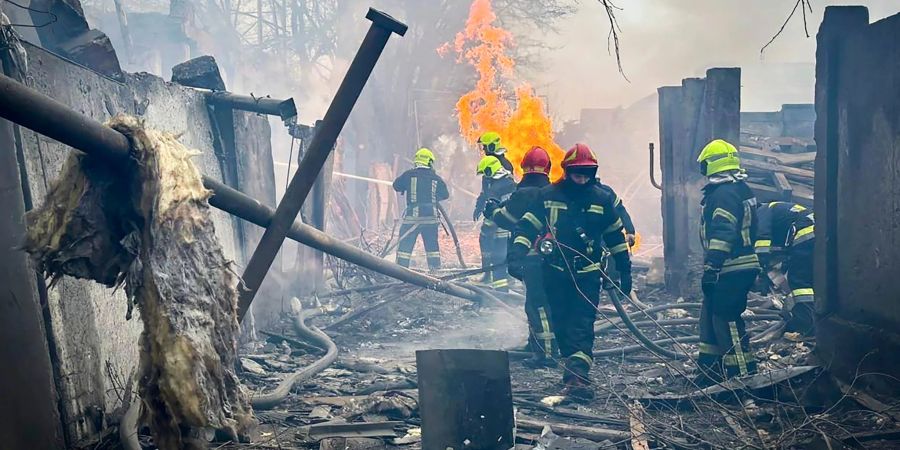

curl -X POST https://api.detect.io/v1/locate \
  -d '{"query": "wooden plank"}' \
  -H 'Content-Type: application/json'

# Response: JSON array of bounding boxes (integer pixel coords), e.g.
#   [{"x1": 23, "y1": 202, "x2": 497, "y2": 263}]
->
[
  {"x1": 629, "y1": 401, "x2": 650, "y2": 450},
  {"x1": 742, "y1": 146, "x2": 816, "y2": 167},
  {"x1": 772, "y1": 172, "x2": 793, "y2": 201},
  {"x1": 516, "y1": 416, "x2": 630, "y2": 441},
  {"x1": 743, "y1": 158, "x2": 814, "y2": 181}
]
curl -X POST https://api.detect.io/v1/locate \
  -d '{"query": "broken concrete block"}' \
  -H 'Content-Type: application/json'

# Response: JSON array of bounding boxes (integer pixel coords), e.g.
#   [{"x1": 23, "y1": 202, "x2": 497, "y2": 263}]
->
[
  {"x1": 58, "y1": 29, "x2": 124, "y2": 81},
  {"x1": 171, "y1": 55, "x2": 226, "y2": 91},
  {"x1": 319, "y1": 438, "x2": 386, "y2": 450}
]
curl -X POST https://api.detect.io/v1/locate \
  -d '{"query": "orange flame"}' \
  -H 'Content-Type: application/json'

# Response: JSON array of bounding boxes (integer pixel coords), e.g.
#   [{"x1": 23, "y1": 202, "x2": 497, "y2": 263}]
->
[{"x1": 440, "y1": 0, "x2": 566, "y2": 180}]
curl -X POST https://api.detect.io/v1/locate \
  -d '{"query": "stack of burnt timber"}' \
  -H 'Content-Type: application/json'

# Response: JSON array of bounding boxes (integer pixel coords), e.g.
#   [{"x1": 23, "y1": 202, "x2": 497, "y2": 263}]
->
[{"x1": 739, "y1": 105, "x2": 816, "y2": 207}]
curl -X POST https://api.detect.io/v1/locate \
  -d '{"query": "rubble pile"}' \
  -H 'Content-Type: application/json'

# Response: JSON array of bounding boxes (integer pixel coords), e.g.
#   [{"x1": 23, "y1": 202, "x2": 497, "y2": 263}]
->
[
  {"x1": 228, "y1": 267, "x2": 900, "y2": 450},
  {"x1": 740, "y1": 137, "x2": 815, "y2": 207}
]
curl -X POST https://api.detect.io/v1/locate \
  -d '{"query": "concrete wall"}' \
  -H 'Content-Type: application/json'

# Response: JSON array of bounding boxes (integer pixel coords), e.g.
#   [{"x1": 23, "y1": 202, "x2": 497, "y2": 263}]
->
[
  {"x1": 814, "y1": 7, "x2": 900, "y2": 401},
  {"x1": 657, "y1": 68, "x2": 741, "y2": 298},
  {"x1": 7, "y1": 42, "x2": 274, "y2": 444}
]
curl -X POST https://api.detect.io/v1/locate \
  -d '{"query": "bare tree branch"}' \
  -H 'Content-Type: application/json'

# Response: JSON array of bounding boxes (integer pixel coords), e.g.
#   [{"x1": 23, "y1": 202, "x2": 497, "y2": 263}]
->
[{"x1": 761, "y1": 0, "x2": 813, "y2": 55}]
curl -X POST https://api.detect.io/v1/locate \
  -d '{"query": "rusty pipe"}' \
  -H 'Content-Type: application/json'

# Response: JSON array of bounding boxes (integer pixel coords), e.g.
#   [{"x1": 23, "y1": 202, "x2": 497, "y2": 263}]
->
[
  {"x1": 204, "y1": 91, "x2": 297, "y2": 123},
  {"x1": 649, "y1": 142, "x2": 662, "y2": 191},
  {"x1": 238, "y1": 8, "x2": 407, "y2": 320},
  {"x1": 0, "y1": 72, "x2": 481, "y2": 306}
]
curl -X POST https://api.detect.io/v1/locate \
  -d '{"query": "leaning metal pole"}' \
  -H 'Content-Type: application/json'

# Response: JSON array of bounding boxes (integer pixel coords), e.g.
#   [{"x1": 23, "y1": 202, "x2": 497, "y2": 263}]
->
[
  {"x1": 238, "y1": 8, "x2": 407, "y2": 320},
  {"x1": 0, "y1": 72, "x2": 479, "y2": 305}
]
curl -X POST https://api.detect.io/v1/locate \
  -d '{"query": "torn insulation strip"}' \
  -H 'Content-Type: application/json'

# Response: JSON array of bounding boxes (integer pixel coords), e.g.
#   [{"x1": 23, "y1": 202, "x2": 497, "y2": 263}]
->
[{"x1": 24, "y1": 114, "x2": 255, "y2": 449}]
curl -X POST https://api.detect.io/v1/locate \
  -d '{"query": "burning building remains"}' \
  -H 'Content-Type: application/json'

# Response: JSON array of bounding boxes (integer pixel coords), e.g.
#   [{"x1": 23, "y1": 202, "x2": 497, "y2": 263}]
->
[{"x1": 0, "y1": 0, "x2": 899, "y2": 449}]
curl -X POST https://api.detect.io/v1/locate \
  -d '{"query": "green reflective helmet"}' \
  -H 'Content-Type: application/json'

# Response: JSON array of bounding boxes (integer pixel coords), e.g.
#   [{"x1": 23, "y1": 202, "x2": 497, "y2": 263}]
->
[
  {"x1": 697, "y1": 139, "x2": 741, "y2": 176},
  {"x1": 476, "y1": 155, "x2": 504, "y2": 178},
  {"x1": 414, "y1": 147, "x2": 435, "y2": 167},
  {"x1": 478, "y1": 131, "x2": 502, "y2": 155}
]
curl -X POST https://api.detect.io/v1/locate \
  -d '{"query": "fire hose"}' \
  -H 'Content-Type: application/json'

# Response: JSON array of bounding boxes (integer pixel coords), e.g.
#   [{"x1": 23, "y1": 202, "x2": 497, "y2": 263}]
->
[
  {"x1": 603, "y1": 288, "x2": 691, "y2": 360},
  {"x1": 437, "y1": 202, "x2": 468, "y2": 268},
  {"x1": 251, "y1": 304, "x2": 338, "y2": 410}
]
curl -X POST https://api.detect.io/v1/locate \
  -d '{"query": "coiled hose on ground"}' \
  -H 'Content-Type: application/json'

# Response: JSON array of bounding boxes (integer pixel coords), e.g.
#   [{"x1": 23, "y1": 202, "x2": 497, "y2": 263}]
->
[{"x1": 251, "y1": 306, "x2": 338, "y2": 410}]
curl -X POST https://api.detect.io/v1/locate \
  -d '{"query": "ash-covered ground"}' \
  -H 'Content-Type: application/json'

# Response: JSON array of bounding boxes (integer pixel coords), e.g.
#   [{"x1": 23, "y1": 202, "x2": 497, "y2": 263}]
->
[{"x1": 225, "y1": 263, "x2": 899, "y2": 450}]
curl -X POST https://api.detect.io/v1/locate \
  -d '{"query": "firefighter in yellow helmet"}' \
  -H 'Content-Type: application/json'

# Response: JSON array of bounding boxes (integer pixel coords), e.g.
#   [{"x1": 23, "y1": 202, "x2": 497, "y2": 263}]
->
[
  {"x1": 478, "y1": 131, "x2": 514, "y2": 173},
  {"x1": 392, "y1": 148, "x2": 449, "y2": 270},
  {"x1": 474, "y1": 155, "x2": 516, "y2": 291},
  {"x1": 696, "y1": 139, "x2": 761, "y2": 385}
]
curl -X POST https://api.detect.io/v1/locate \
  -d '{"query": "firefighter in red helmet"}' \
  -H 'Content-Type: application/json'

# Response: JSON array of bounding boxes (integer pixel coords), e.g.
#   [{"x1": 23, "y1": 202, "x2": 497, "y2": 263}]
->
[
  {"x1": 510, "y1": 143, "x2": 632, "y2": 401},
  {"x1": 485, "y1": 146, "x2": 557, "y2": 366}
]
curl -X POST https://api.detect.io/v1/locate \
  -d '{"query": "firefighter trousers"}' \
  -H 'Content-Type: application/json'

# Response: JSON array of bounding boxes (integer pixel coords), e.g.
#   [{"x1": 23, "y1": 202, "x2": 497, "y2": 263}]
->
[
  {"x1": 396, "y1": 222, "x2": 441, "y2": 270},
  {"x1": 699, "y1": 270, "x2": 759, "y2": 380},
  {"x1": 543, "y1": 266, "x2": 600, "y2": 383},
  {"x1": 479, "y1": 226, "x2": 509, "y2": 291},
  {"x1": 523, "y1": 256, "x2": 556, "y2": 359},
  {"x1": 785, "y1": 240, "x2": 815, "y2": 336}
]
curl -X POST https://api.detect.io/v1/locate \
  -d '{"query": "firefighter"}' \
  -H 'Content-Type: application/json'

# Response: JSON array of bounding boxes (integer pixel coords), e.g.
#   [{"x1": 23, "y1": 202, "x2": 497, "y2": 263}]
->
[
  {"x1": 474, "y1": 155, "x2": 516, "y2": 291},
  {"x1": 392, "y1": 148, "x2": 449, "y2": 270},
  {"x1": 510, "y1": 143, "x2": 632, "y2": 400},
  {"x1": 485, "y1": 146, "x2": 557, "y2": 366},
  {"x1": 755, "y1": 202, "x2": 815, "y2": 336},
  {"x1": 696, "y1": 139, "x2": 761, "y2": 385},
  {"x1": 478, "y1": 131, "x2": 514, "y2": 173}
]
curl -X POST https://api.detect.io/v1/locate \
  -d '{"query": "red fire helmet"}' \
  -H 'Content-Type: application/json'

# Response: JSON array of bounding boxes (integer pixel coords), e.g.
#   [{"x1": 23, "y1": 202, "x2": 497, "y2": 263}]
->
[
  {"x1": 521, "y1": 146, "x2": 551, "y2": 175},
  {"x1": 561, "y1": 143, "x2": 598, "y2": 169}
]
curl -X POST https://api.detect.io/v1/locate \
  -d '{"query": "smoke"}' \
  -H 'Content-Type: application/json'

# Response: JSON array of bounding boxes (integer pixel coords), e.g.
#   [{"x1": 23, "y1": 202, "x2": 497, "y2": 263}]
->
[{"x1": 523, "y1": 0, "x2": 898, "y2": 118}]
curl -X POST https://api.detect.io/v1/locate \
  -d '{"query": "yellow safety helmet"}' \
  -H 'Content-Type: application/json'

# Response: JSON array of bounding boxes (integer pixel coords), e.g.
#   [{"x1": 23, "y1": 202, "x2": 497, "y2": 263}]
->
[
  {"x1": 697, "y1": 139, "x2": 741, "y2": 176},
  {"x1": 414, "y1": 147, "x2": 435, "y2": 167},
  {"x1": 478, "y1": 131, "x2": 504, "y2": 155},
  {"x1": 476, "y1": 155, "x2": 505, "y2": 178}
]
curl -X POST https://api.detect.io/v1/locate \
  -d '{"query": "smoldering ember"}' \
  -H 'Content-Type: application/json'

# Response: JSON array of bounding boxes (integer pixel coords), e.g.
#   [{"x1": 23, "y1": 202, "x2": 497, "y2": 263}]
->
[{"x1": 1, "y1": 0, "x2": 899, "y2": 449}]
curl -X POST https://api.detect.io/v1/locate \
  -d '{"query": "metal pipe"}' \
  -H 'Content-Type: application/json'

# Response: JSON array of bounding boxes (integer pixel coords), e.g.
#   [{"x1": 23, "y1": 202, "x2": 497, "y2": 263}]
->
[
  {"x1": 205, "y1": 180, "x2": 480, "y2": 303},
  {"x1": 238, "y1": 8, "x2": 407, "y2": 320},
  {"x1": 649, "y1": 142, "x2": 663, "y2": 190},
  {"x1": 0, "y1": 72, "x2": 480, "y2": 306},
  {"x1": 205, "y1": 91, "x2": 297, "y2": 122}
]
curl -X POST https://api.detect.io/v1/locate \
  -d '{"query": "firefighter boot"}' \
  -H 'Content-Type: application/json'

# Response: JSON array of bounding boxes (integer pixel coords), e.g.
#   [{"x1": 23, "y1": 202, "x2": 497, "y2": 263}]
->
[
  {"x1": 691, "y1": 352, "x2": 726, "y2": 389},
  {"x1": 562, "y1": 354, "x2": 594, "y2": 402}
]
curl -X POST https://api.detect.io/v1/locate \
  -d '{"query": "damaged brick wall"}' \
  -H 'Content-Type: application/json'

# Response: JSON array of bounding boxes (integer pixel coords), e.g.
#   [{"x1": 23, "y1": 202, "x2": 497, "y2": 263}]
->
[
  {"x1": 815, "y1": 6, "x2": 900, "y2": 401},
  {"x1": 8, "y1": 42, "x2": 275, "y2": 444}
]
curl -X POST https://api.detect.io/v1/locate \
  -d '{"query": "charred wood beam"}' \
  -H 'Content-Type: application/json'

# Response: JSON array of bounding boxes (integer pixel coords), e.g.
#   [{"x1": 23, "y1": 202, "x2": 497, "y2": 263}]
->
[
  {"x1": 743, "y1": 158, "x2": 814, "y2": 182},
  {"x1": 237, "y1": 8, "x2": 407, "y2": 320},
  {"x1": 0, "y1": 72, "x2": 480, "y2": 306}
]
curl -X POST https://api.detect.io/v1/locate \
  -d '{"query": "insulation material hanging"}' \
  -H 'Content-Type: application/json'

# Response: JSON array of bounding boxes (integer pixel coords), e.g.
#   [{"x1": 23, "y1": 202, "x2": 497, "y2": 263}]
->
[{"x1": 24, "y1": 114, "x2": 255, "y2": 449}]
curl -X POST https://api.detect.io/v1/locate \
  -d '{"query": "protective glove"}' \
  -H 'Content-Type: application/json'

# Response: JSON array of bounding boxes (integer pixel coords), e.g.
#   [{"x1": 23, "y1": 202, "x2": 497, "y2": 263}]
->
[
  {"x1": 618, "y1": 270, "x2": 633, "y2": 296},
  {"x1": 483, "y1": 198, "x2": 499, "y2": 219},
  {"x1": 625, "y1": 233, "x2": 636, "y2": 247},
  {"x1": 701, "y1": 266, "x2": 720, "y2": 294},
  {"x1": 472, "y1": 207, "x2": 482, "y2": 222}
]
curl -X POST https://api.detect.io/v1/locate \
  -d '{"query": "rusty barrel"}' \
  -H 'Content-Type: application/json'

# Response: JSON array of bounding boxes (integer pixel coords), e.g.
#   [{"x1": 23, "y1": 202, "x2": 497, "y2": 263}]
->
[{"x1": 416, "y1": 349, "x2": 513, "y2": 450}]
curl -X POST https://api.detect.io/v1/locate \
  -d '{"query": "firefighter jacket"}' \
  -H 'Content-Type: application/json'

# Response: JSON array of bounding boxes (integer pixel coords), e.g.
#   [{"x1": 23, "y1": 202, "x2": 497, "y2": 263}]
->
[
  {"x1": 511, "y1": 180, "x2": 631, "y2": 275},
  {"x1": 755, "y1": 202, "x2": 814, "y2": 268},
  {"x1": 495, "y1": 152, "x2": 514, "y2": 173},
  {"x1": 489, "y1": 173, "x2": 550, "y2": 232},
  {"x1": 598, "y1": 183, "x2": 635, "y2": 235},
  {"x1": 393, "y1": 167, "x2": 449, "y2": 224},
  {"x1": 475, "y1": 175, "x2": 516, "y2": 225},
  {"x1": 700, "y1": 178, "x2": 761, "y2": 274}
]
